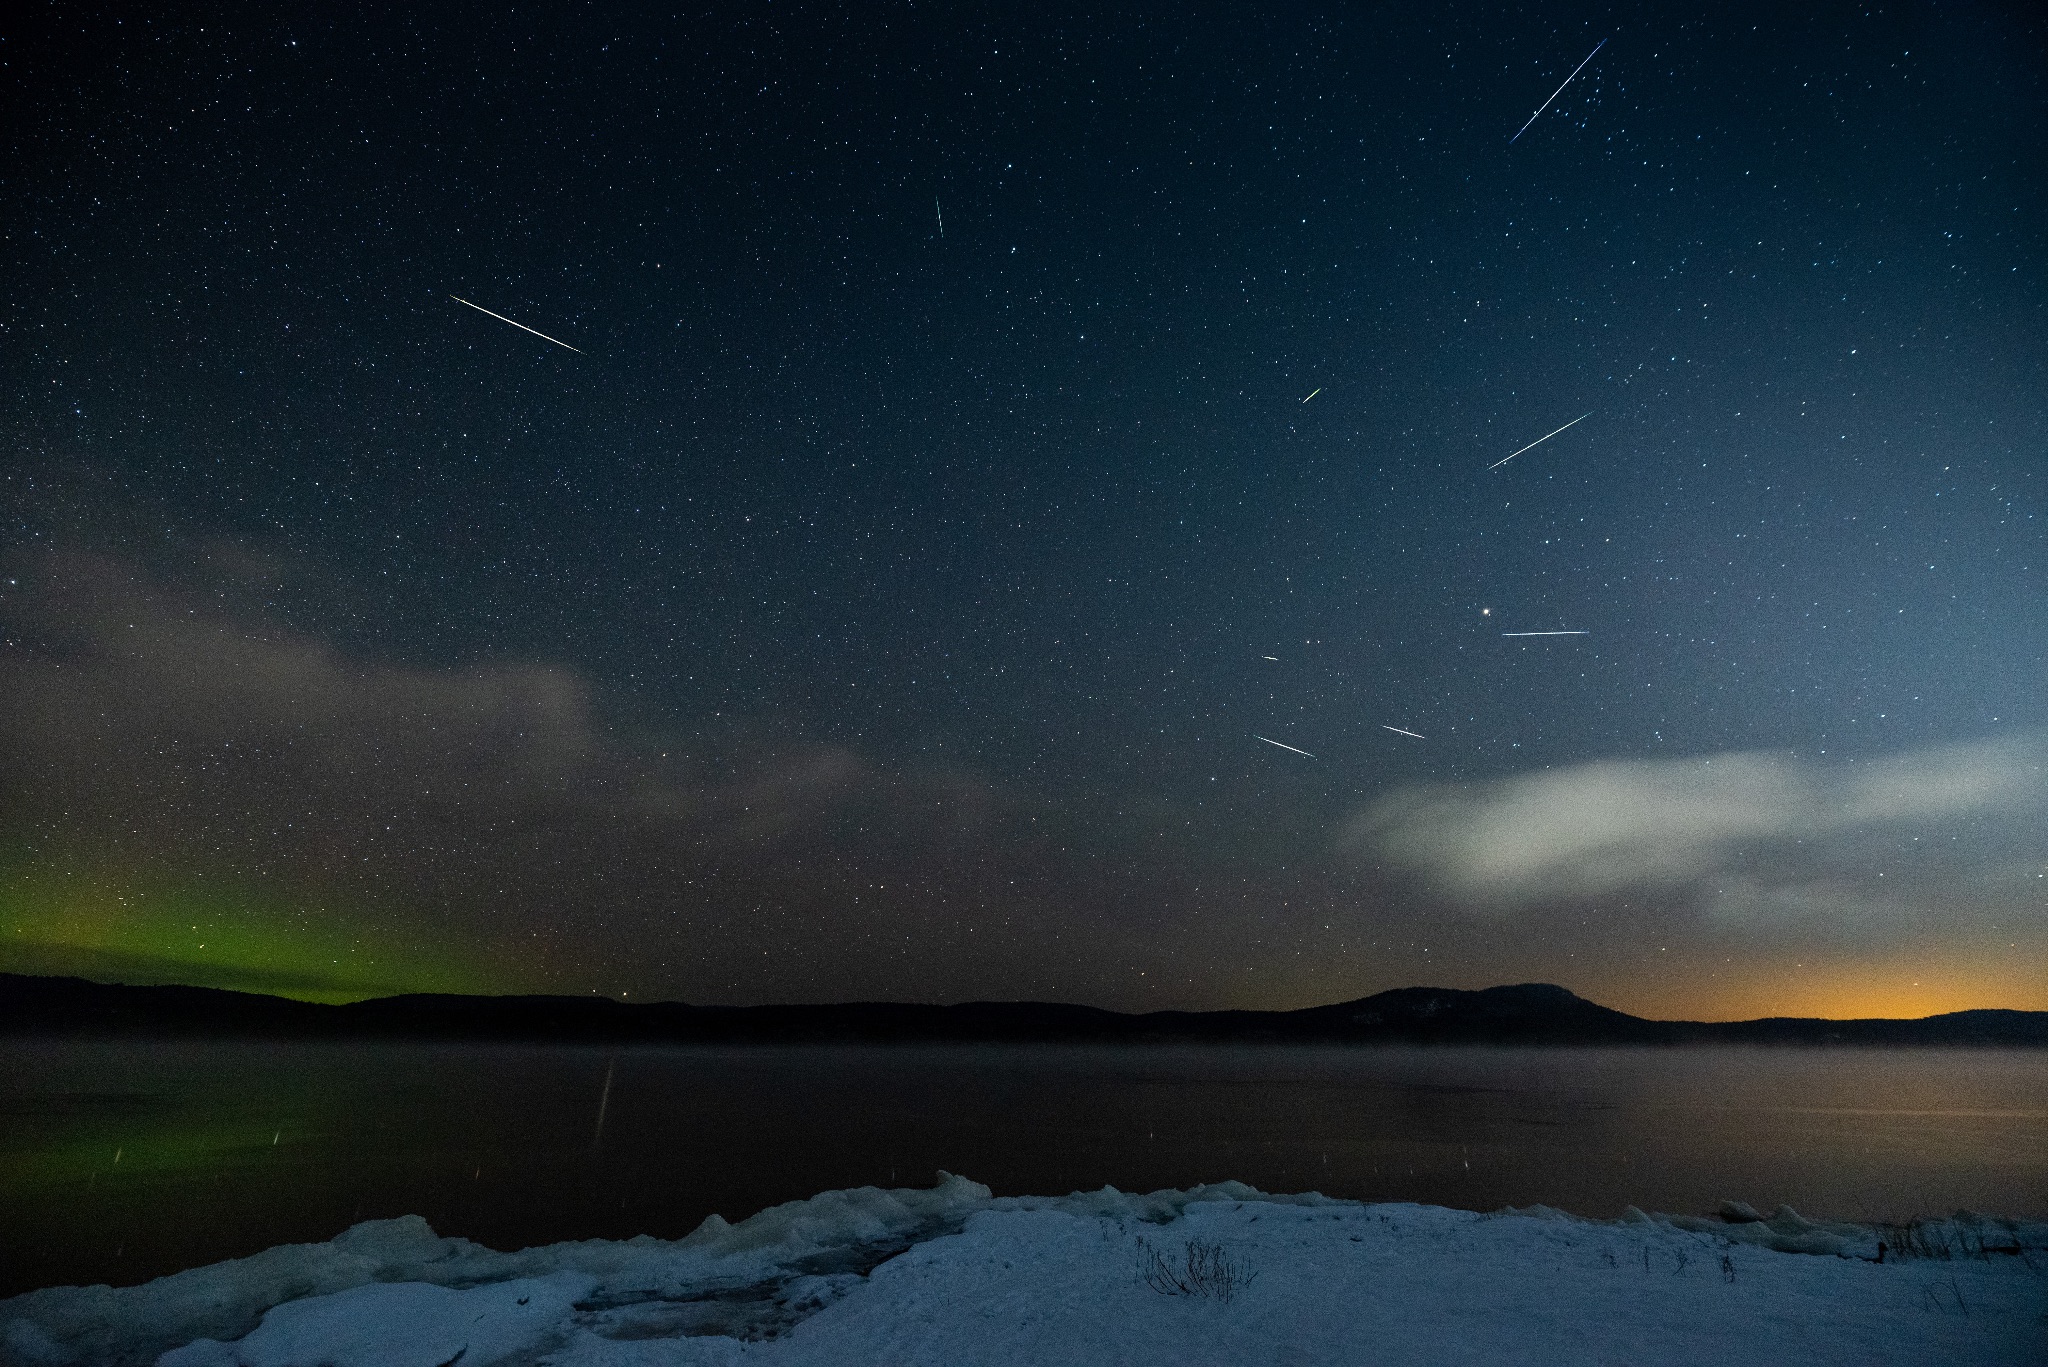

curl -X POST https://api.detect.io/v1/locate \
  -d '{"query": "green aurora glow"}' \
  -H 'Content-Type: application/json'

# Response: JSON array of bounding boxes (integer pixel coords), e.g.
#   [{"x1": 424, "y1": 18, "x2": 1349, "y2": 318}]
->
[{"x1": 0, "y1": 864, "x2": 502, "y2": 1003}]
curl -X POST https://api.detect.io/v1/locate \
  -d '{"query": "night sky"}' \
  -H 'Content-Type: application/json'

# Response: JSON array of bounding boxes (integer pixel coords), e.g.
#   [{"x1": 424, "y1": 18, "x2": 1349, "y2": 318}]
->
[{"x1": 5, "y1": 2, "x2": 2044, "y2": 1019}]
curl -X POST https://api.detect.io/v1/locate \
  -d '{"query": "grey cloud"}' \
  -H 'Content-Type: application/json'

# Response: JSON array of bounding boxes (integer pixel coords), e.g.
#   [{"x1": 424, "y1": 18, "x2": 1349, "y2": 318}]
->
[
  {"x1": 1340, "y1": 738, "x2": 2048, "y2": 926},
  {"x1": 0, "y1": 553, "x2": 885, "y2": 844},
  {"x1": 0, "y1": 551, "x2": 1166, "y2": 1004}
]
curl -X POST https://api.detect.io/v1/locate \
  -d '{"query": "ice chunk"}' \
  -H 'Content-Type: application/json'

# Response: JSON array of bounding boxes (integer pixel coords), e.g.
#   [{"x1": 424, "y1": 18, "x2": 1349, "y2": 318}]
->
[
  {"x1": 682, "y1": 1170, "x2": 992, "y2": 1258},
  {"x1": 8, "y1": 1177, "x2": 2047, "y2": 1367},
  {"x1": 0, "y1": 1218, "x2": 520, "y2": 1367},
  {"x1": 2, "y1": 1318, "x2": 72, "y2": 1366},
  {"x1": 325, "y1": 1216, "x2": 460, "y2": 1264},
  {"x1": 155, "y1": 1272, "x2": 592, "y2": 1367},
  {"x1": 0, "y1": 1178, "x2": 992, "y2": 1365}
]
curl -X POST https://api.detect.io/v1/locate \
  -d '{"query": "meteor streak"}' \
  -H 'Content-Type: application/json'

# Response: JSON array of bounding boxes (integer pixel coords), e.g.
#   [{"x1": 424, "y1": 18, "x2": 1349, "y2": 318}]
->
[
  {"x1": 1253, "y1": 734, "x2": 1315, "y2": 758},
  {"x1": 1382, "y1": 725, "x2": 1426, "y2": 739},
  {"x1": 450, "y1": 296, "x2": 585, "y2": 354},
  {"x1": 1301, "y1": 387, "x2": 1322, "y2": 404},
  {"x1": 1502, "y1": 630, "x2": 1589, "y2": 636},
  {"x1": 1509, "y1": 38, "x2": 1607, "y2": 144},
  {"x1": 1489, "y1": 412, "x2": 1590, "y2": 469}
]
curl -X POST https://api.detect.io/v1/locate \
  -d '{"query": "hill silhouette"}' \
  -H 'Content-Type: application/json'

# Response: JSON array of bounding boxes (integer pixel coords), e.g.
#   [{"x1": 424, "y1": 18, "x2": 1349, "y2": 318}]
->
[{"x1": 2, "y1": 973, "x2": 2043, "y2": 1046}]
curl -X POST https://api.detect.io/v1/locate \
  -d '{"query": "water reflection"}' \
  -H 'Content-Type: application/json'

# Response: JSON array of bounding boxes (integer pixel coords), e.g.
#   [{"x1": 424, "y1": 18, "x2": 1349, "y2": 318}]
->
[{"x1": 2, "y1": 1040, "x2": 2041, "y2": 1295}]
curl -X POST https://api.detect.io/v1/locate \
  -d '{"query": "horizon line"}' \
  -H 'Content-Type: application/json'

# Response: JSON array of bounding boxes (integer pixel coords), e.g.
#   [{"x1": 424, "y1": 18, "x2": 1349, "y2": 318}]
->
[{"x1": 4, "y1": 969, "x2": 2041, "y2": 1028}]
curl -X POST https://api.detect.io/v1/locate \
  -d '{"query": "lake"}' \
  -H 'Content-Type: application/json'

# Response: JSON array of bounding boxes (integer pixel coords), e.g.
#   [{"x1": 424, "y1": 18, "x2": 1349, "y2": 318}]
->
[{"x1": 3, "y1": 1040, "x2": 2043, "y2": 1297}]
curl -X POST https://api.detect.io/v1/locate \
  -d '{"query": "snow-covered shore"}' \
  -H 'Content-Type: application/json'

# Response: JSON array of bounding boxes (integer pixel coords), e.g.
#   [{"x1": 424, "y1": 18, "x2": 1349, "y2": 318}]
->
[{"x1": 4, "y1": 1176, "x2": 2042, "y2": 1366}]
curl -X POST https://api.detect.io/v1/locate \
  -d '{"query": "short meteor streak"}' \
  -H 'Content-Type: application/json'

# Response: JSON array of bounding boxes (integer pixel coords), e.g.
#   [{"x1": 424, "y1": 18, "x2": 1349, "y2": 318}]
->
[
  {"x1": 1502, "y1": 630, "x2": 1588, "y2": 636},
  {"x1": 1510, "y1": 38, "x2": 1607, "y2": 144},
  {"x1": 1261, "y1": 655, "x2": 1280, "y2": 661},
  {"x1": 450, "y1": 296, "x2": 584, "y2": 353},
  {"x1": 1301, "y1": 387, "x2": 1322, "y2": 404},
  {"x1": 1382, "y1": 725, "x2": 1426, "y2": 739},
  {"x1": 1253, "y1": 734, "x2": 1315, "y2": 758},
  {"x1": 1489, "y1": 412, "x2": 1590, "y2": 470}
]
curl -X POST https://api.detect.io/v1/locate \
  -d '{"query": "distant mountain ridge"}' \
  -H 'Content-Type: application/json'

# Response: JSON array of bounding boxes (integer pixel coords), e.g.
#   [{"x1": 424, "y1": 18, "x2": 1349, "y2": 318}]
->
[{"x1": 3, "y1": 973, "x2": 2044, "y2": 1045}]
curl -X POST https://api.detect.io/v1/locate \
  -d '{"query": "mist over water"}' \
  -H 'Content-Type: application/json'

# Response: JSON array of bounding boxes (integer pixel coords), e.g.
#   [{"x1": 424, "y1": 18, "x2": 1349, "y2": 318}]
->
[{"x1": 5, "y1": 1040, "x2": 2043, "y2": 1296}]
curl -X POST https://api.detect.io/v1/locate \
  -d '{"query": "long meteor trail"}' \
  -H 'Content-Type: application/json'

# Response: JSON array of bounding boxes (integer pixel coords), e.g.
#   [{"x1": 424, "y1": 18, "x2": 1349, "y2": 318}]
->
[
  {"x1": 1381, "y1": 725, "x2": 1426, "y2": 739},
  {"x1": 1502, "y1": 630, "x2": 1588, "y2": 636},
  {"x1": 1253, "y1": 734, "x2": 1315, "y2": 758},
  {"x1": 1490, "y1": 412, "x2": 1590, "y2": 470},
  {"x1": 1510, "y1": 38, "x2": 1607, "y2": 144},
  {"x1": 449, "y1": 295, "x2": 584, "y2": 354}
]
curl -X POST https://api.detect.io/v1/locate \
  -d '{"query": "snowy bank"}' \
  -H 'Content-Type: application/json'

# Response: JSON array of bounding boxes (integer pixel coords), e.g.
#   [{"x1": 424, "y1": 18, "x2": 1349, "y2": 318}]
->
[{"x1": 3, "y1": 1176, "x2": 2042, "y2": 1366}]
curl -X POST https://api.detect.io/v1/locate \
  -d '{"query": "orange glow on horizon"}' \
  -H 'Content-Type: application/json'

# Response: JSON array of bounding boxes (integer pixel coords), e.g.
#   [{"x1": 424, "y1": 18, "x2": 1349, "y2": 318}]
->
[{"x1": 1593, "y1": 949, "x2": 2048, "y2": 1023}]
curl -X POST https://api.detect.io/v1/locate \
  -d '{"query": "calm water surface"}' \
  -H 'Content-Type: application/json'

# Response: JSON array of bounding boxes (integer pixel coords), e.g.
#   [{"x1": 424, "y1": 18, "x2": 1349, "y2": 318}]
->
[{"x1": 3, "y1": 1040, "x2": 2043, "y2": 1296}]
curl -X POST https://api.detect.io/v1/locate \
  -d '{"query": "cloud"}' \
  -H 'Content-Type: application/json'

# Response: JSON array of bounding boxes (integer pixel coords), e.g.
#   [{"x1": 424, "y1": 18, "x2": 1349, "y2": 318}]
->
[
  {"x1": 1340, "y1": 737, "x2": 2048, "y2": 927},
  {"x1": 0, "y1": 551, "x2": 1046, "y2": 995},
  {"x1": 0, "y1": 552, "x2": 902, "y2": 849},
  {"x1": 7, "y1": 549, "x2": 1330, "y2": 1010}
]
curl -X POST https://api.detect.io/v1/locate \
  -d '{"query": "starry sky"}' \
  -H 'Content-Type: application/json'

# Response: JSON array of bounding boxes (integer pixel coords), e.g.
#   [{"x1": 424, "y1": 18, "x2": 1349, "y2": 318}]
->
[{"x1": 4, "y1": 1, "x2": 2044, "y2": 1018}]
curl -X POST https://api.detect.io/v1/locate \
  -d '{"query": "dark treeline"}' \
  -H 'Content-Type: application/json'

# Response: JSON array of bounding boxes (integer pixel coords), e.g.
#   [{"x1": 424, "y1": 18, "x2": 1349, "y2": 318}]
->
[{"x1": 5, "y1": 975, "x2": 2045, "y2": 1047}]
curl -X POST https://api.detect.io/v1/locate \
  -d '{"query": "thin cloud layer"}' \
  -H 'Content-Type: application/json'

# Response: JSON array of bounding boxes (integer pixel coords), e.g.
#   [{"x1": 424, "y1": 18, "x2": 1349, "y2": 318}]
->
[
  {"x1": 2, "y1": 550, "x2": 1326, "y2": 1008},
  {"x1": 1341, "y1": 738, "x2": 2048, "y2": 926},
  {"x1": 0, "y1": 552, "x2": 1040, "y2": 997},
  {"x1": 0, "y1": 552, "x2": 885, "y2": 847}
]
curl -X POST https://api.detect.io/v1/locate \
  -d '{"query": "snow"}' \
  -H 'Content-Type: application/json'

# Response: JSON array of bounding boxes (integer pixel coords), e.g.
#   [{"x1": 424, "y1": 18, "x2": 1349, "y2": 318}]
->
[
  {"x1": 158, "y1": 1276, "x2": 595, "y2": 1367},
  {"x1": 3, "y1": 1177, "x2": 2041, "y2": 1367}
]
